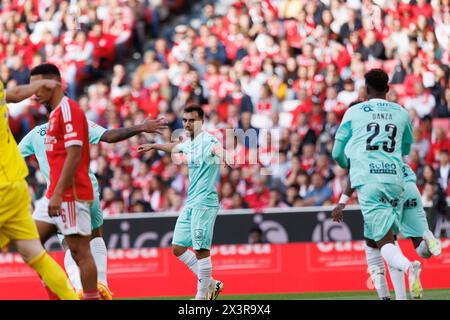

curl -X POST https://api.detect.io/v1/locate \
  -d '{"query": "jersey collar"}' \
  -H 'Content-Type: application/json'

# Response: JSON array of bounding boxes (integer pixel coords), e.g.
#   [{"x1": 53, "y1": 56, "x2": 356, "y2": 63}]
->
[
  {"x1": 191, "y1": 130, "x2": 204, "y2": 142},
  {"x1": 49, "y1": 96, "x2": 69, "y2": 117}
]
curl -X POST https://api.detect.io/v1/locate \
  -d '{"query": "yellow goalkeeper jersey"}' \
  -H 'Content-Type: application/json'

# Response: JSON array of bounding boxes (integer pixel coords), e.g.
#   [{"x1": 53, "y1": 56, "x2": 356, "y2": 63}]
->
[{"x1": 0, "y1": 81, "x2": 28, "y2": 187}]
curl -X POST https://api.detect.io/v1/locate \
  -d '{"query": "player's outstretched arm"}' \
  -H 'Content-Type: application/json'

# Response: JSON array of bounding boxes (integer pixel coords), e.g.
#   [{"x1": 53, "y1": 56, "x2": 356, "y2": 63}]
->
[
  {"x1": 5, "y1": 80, "x2": 60, "y2": 103},
  {"x1": 100, "y1": 117, "x2": 168, "y2": 143},
  {"x1": 48, "y1": 146, "x2": 81, "y2": 217},
  {"x1": 137, "y1": 142, "x2": 180, "y2": 154}
]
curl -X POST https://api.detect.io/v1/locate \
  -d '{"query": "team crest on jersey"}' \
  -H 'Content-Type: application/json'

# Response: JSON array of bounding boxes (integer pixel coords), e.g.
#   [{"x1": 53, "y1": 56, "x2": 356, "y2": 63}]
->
[
  {"x1": 194, "y1": 229, "x2": 204, "y2": 246},
  {"x1": 402, "y1": 166, "x2": 408, "y2": 177},
  {"x1": 360, "y1": 104, "x2": 374, "y2": 112},
  {"x1": 38, "y1": 126, "x2": 47, "y2": 136}
]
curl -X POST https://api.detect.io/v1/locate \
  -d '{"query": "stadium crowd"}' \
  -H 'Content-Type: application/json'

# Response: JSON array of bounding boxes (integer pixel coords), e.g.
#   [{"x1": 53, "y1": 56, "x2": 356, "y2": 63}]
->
[{"x1": 1, "y1": 0, "x2": 449, "y2": 215}]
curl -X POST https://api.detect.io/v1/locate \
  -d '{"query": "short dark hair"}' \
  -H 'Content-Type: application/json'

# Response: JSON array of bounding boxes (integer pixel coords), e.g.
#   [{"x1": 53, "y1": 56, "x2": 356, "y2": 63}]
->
[
  {"x1": 184, "y1": 105, "x2": 204, "y2": 119},
  {"x1": 349, "y1": 100, "x2": 363, "y2": 107},
  {"x1": 30, "y1": 63, "x2": 61, "y2": 79},
  {"x1": 365, "y1": 68, "x2": 389, "y2": 93}
]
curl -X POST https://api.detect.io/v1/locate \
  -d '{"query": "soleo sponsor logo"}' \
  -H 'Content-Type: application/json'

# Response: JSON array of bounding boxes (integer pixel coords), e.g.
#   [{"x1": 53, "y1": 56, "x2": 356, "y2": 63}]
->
[{"x1": 369, "y1": 161, "x2": 397, "y2": 174}]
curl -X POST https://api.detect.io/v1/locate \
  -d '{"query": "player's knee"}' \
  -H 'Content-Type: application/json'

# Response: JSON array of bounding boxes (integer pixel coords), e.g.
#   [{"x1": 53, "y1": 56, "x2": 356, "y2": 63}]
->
[
  {"x1": 195, "y1": 249, "x2": 210, "y2": 260},
  {"x1": 365, "y1": 239, "x2": 378, "y2": 249},
  {"x1": 172, "y1": 245, "x2": 186, "y2": 257},
  {"x1": 70, "y1": 246, "x2": 93, "y2": 265},
  {"x1": 15, "y1": 239, "x2": 45, "y2": 263},
  {"x1": 91, "y1": 227, "x2": 103, "y2": 239},
  {"x1": 69, "y1": 247, "x2": 81, "y2": 263},
  {"x1": 368, "y1": 264, "x2": 385, "y2": 274}
]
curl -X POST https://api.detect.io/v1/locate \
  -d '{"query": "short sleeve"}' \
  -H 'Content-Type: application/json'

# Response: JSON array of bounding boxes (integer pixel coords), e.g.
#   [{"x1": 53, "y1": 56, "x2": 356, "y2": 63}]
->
[
  {"x1": 88, "y1": 121, "x2": 107, "y2": 144},
  {"x1": 18, "y1": 130, "x2": 35, "y2": 158},
  {"x1": 334, "y1": 109, "x2": 352, "y2": 143},
  {"x1": 62, "y1": 101, "x2": 86, "y2": 148},
  {"x1": 402, "y1": 115, "x2": 414, "y2": 146}
]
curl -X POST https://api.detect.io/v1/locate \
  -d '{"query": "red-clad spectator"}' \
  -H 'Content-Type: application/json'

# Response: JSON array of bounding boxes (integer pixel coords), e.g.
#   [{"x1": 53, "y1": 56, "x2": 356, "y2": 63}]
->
[
  {"x1": 412, "y1": 0, "x2": 434, "y2": 19},
  {"x1": 242, "y1": 41, "x2": 262, "y2": 76},
  {"x1": 426, "y1": 127, "x2": 450, "y2": 166},
  {"x1": 408, "y1": 149, "x2": 422, "y2": 174},
  {"x1": 220, "y1": 182, "x2": 235, "y2": 210},
  {"x1": 244, "y1": 175, "x2": 270, "y2": 210},
  {"x1": 309, "y1": 97, "x2": 324, "y2": 137},
  {"x1": 300, "y1": 143, "x2": 316, "y2": 172},
  {"x1": 89, "y1": 22, "x2": 116, "y2": 67}
]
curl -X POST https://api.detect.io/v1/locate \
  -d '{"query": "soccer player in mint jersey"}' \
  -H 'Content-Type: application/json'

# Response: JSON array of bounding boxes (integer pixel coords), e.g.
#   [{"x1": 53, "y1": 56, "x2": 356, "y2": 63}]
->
[
  {"x1": 138, "y1": 105, "x2": 231, "y2": 300},
  {"x1": 332, "y1": 69, "x2": 423, "y2": 299},
  {"x1": 19, "y1": 77, "x2": 167, "y2": 298},
  {"x1": 333, "y1": 162, "x2": 442, "y2": 300}
]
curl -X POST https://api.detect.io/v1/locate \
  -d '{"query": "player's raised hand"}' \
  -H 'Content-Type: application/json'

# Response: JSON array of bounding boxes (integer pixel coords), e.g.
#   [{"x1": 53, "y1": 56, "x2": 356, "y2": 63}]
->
[
  {"x1": 42, "y1": 79, "x2": 61, "y2": 90},
  {"x1": 142, "y1": 117, "x2": 168, "y2": 134},
  {"x1": 48, "y1": 194, "x2": 63, "y2": 217},
  {"x1": 137, "y1": 144, "x2": 155, "y2": 154},
  {"x1": 331, "y1": 204, "x2": 345, "y2": 223}
]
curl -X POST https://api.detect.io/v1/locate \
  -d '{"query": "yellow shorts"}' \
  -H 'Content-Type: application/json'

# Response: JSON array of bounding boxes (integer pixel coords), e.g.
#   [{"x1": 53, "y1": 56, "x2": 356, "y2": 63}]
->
[{"x1": 0, "y1": 180, "x2": 39, "y2": 248}]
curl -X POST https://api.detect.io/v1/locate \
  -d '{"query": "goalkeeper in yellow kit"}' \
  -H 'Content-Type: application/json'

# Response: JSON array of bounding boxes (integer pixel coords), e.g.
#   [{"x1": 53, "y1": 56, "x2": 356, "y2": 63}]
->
[{"x1": 0, "y1": 80, "x2": 78, "y2": 300}]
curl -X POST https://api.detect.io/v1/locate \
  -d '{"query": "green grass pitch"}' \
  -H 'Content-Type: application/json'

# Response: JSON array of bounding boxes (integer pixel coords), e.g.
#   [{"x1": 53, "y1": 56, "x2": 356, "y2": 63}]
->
[{"x1": 127, "y1": 289, "x2": 450, "y2": 300}]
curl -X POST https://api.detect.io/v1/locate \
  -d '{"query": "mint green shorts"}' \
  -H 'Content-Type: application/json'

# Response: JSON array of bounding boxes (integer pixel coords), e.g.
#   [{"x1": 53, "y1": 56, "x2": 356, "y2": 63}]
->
[
  {"x1": 357, "y1": 183, "x2": 403, "y2": 242},
  {"x1": 90, "y1": 193, "x2": 103, "y2": 230},
  {"x1": 172, "y1": 207, "x2": 219, "y2": 250},
  {"x1": 399, "y1": 182, "x2": 429, "y2": 238}
]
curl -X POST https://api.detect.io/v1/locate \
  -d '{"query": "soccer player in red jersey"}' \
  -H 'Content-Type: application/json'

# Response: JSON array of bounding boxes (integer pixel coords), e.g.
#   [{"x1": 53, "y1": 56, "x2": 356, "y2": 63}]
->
[{"x1": 30, "y1": 63, "x2": 99, "y2": 300}]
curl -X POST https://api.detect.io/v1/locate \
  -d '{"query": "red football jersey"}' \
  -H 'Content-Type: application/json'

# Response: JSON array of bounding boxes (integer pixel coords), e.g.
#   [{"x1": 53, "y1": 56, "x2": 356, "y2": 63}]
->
[{"x1": 45, "y1": 96, "x2": 93, "y2": 202}]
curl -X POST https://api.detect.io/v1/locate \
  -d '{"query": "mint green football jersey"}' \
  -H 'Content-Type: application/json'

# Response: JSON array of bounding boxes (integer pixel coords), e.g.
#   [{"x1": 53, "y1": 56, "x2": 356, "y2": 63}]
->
[
  {"x1": 402, "y1": 163, "x2": 417, "y2": 184},
  {"x1": 18, "y1": 121, "x2": 107, "y2": 193},
  {"x1": 177, "y1": 131, "x2": 220, "y2": 208},
  {"x1": 336, "y1": 98, "x2": 414, "y2": 188}
]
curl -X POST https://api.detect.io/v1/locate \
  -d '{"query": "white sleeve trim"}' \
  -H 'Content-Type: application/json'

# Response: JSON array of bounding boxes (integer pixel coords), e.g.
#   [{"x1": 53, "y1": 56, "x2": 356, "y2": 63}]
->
[
  {"x1": 65, "y1": 140, "x2": 83, "y2": 148},
  {"x1": 64, "y1": 132, "x2": 78, "y2": 139}
]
